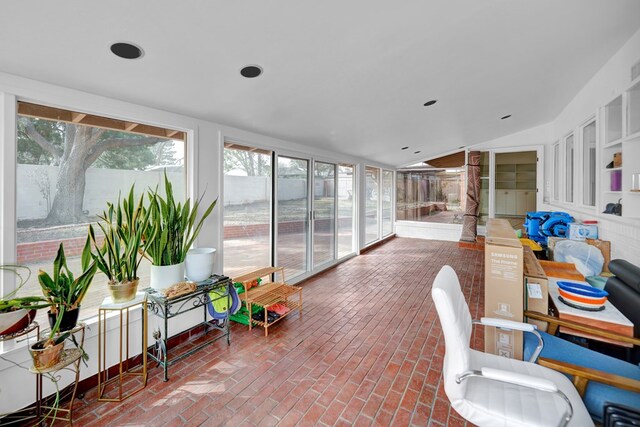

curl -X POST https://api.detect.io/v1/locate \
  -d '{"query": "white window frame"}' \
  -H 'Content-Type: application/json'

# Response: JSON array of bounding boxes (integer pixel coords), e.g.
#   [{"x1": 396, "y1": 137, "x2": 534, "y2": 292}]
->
[
  {"x1": 563, "y1": 132, "x2": 575, "y2": 204},
  {"x1": 577, "y1": 116, "x2": 597, "y2": 210},
  {"x1": 551, "y1": 141, "x2": 561, "y2": 202}
]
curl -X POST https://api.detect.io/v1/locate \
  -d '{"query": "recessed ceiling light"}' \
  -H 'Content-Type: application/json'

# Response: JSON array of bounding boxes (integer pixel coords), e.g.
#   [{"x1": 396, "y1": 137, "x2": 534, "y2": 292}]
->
[
  {"x1": 501, "y1": 114, "x2": 512, "y2": 120},
  {"x1": 240, "y1": 65, "x2": 263, "y2": 78},
  {"x1": 423, "y1": 100, "x2": 437, "y2": 107},
  {"x1": 110, "y1": 42, "x2": 144, "y2": 59},
  {"x1": 401, "y1": 146, "x2": 409, "y2": 150},
  {"x1": 414, "y1": 151, "x2": 421, "y2": 154}
]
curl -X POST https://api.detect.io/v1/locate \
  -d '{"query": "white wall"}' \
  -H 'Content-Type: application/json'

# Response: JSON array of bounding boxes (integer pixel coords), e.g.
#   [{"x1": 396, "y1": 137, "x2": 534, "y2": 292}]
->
[
  {"x1": 0, "y1": 70, "x2": 394, "y2": 414},
  {"x1": 16, "y1": 165, "x2": 184, "y2": 220},
  {"x1": 544, "y1": 27, "x2": 640, "y2": 266},
  {"x1": 467, "y1": 28, "x2": 640, "y2": 266}
]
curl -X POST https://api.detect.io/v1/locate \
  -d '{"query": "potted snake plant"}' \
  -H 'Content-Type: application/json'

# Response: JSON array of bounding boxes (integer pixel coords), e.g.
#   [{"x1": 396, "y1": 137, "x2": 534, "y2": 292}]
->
[
  {"x1": 89, "y1": 185, "x2": 150, "y2": 303},
  {"x1": 144, "y1": 171, "x2": 217, "y2": 288},
  {"x1": 38, "y1": 236, "x2": 97, "y2": 332}
]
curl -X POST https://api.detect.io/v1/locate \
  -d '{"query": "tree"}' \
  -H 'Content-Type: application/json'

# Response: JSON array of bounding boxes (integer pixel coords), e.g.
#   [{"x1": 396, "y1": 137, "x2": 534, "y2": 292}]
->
[
  {"x1": 224, "y1": 148, "x2": 271, "y2": 176},
  {"x1": 17, "y1": 116, "x2": 167, "y2": 225}
]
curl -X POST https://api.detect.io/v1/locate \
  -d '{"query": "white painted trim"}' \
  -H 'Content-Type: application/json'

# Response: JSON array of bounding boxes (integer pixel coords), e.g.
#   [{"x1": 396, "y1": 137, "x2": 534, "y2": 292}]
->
[
  {"x1": 0, "y1": 93, "x2": 17, "y2": 294},
  {"x1": 395, "y1": 221, "x2": 462, "y2": 242}
]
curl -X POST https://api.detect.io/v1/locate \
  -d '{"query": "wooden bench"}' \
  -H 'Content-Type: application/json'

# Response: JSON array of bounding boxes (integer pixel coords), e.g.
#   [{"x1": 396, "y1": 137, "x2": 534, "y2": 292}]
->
[{"x1": 232, "y1": 267, "x2": 302, "y2": 336}]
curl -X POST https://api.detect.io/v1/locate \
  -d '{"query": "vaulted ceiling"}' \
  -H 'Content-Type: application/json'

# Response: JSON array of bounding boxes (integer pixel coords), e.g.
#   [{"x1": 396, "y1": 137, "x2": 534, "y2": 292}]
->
[{"x1": 1, "y1": 1, "x2": 639, "y2": 167}]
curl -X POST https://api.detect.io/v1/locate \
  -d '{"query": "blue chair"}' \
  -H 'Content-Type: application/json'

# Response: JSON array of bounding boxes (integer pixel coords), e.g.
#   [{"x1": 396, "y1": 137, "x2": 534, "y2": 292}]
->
[{"x1": 524, "y1": 310, "x2": 640, "y2": 423}]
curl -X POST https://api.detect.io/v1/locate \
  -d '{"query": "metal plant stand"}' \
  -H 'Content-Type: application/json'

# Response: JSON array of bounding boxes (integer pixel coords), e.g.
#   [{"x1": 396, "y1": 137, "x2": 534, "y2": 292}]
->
[
  {"x1": 145, "y1": 274, "x2": 232, "y2": 381},
  {"x1": 98, "y1": 292, "x2": 148, "y2": 402},
  {"x1": 30, "y1": 323, "x2": 86, "y2": 426}
]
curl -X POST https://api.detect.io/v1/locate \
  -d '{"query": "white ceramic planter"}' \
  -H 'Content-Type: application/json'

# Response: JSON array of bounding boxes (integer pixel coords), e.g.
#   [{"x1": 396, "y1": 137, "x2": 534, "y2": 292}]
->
[
  {"x1": 149, "y1": 262, "x2": 185, "y2": 289},
  {"x1": 185, "y1": 248, "x2": 216, "y2": 282}
]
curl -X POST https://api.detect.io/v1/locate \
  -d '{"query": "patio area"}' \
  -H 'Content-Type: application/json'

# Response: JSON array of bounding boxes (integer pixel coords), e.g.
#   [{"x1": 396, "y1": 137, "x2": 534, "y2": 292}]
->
[{"x1": 65, "y1": 237, "x2": 482, "y2": 426}]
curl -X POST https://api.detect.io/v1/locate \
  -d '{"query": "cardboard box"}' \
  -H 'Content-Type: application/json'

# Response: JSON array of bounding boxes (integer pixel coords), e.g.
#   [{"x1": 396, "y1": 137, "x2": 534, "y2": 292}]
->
[
  {"x1": 523, "y1": 246, "x2": 548, "y2": 332},
  {"x1": 485, "y1": 219, "x2": 524, "y2": 360},
  {"x1": 539, "y1": 260, "x2": 585, "y2": 281},
  {"x1": 614, "y1": 152, "x2": 622, "y2": 167},
  {"x1": 568, "y1": 223, "x2": 598, "y2": 241}
]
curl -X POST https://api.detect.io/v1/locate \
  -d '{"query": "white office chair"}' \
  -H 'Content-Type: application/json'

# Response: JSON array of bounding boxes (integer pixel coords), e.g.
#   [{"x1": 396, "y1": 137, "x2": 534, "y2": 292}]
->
[{"x1": 431, "y1": 265, "x2": 593, "y2": 427}]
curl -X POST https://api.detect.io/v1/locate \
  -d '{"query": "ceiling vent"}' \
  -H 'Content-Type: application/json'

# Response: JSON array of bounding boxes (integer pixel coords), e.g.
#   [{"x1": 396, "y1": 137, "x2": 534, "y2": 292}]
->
[{"x1": 632, "y1": 58, "x2": 640, "y2": 82}]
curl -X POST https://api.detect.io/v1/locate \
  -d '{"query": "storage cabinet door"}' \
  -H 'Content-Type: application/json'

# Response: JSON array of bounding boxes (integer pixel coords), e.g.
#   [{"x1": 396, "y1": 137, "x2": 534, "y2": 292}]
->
[
  {"x1": 496, "y1": 190, "x2": 516, "y2": 215},
  {"x1": 515, "y1": 190, "x2": 536, "y2": 215}
]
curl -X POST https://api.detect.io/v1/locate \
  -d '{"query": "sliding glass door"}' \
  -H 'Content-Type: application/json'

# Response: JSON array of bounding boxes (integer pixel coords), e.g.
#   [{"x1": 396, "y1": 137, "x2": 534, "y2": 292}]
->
[
  {"x1": 276, "y1": 156, "x2": 309, "y2": 279},
  {"x1": 313, "y1": 162, "x2": 336, "y2": 268},
  {"x1": 224, "y1": 148, "x2": 355, "y2": 282},
  {"x1": 337, "y1": 164, "x2": 355, "y2": 258}
]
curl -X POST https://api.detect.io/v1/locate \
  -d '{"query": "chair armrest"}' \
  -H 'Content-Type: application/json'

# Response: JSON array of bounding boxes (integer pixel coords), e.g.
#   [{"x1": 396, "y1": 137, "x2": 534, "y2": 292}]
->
[
  {"x1": 538, "y1": 357, "x2": 640, "y2": 395},
  {"x1": 478, "y1": 317, "x2": 536, "y2": 332},
  {"x1": 524, "y1": 311, "x2": 640, "y2": 347},
  {"x1": 474, "y1": 317, "x2": 543, "y2": 362}
]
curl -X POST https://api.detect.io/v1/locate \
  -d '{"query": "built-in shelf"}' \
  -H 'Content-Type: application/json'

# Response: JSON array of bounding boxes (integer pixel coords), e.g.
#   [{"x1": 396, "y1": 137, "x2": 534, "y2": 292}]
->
[{"x1": 603, "y1": 167, "x2": 623, "y2": 172}]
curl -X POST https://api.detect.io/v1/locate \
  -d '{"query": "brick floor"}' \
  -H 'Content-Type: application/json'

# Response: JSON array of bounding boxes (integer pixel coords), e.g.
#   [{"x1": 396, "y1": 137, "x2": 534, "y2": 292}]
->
[{"x1": 69, "y1": 237, "x2": 483, "y2": 426}]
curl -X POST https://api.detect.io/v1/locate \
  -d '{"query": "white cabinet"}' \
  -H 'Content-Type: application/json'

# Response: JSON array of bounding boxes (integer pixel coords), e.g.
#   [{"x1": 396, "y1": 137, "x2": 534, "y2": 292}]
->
[
  {"x1": 496, "y1": 190, "x2": 516, "y2": 215},
  {"x1": 516, "y1": 190, "x2": 536, "y2": 214},
  {"x1": 494, "y1": 159, "x2": 536, "y2": 216}
]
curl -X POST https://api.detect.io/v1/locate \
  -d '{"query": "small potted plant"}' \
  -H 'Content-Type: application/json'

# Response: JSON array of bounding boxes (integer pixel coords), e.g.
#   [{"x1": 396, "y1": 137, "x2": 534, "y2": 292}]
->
[
  {"x1": 89, "y1": 185, "x2": 150, "y2": 303},
  {"x1": 144, "y1": 171, "x2": 217, "y2": 288},
  {"x1": 29, "y1": 313, "x2": 69, "y2": 370},
  {"x1": 38, "y1": 235, "x2": 97, "y2": 332},
  {"x1": 0, "y1": 265, "x2": 49, "y2": 336}
]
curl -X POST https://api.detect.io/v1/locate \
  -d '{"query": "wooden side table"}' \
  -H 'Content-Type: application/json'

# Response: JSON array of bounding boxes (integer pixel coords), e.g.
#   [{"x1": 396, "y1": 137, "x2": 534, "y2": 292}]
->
[{"x1": 98, "y1": 292, "x2": 148, "y2": 402}]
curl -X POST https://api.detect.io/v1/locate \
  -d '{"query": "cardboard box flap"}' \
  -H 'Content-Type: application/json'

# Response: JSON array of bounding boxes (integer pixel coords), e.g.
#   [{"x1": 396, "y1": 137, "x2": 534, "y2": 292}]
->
[
  {"x1": 486, "y1": 219, "x2": 521, "y2": 247},
  {"x1": 523, "y1": 246, "x2": 546, "y2": 280}
]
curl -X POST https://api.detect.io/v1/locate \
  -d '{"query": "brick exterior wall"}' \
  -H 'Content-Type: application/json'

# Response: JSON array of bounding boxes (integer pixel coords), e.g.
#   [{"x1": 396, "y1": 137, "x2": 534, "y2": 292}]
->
[
  {"x1": 17, "y1": 235, "x2": 104, "y2": 264},
  {"x1": 19, "y1": 218, "x2": 353, "y2": 264}
]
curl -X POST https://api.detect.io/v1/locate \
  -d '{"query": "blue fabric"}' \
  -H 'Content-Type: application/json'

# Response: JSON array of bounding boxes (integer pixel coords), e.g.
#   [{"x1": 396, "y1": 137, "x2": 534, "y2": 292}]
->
[{"x1": 524, "y1": 331, "x2": 640, "y2": 422}]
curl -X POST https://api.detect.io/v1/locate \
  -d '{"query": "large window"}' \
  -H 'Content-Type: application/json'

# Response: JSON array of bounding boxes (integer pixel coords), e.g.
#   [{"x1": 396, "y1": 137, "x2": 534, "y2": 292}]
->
[
  {"x1": 365, "y1": 167, "x2": 379, "y2": 244},
  {"x1": 222, "y1": 143, "x2": 272, "y2": 278},
  {"x1": 565, "y1": 133, "x2": 574, "y2": 203},
  {"x1": 395, "y1": 169, "x2": 465, "y2": 223},
  {"x1": 581, "y1": 120, "x2": 596, "y2": 207},
  {"x1": 15, "y1": 103, "x2": 185, "y2": 322},
  {"x1": 382, "y1": 170, "x2": 394, "y2": 236}
]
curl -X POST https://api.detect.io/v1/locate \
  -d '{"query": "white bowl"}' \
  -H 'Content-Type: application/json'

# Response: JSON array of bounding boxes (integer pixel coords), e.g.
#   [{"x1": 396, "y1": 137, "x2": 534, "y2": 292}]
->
[
  {"x1": 0, "y1": 309, "x2": 35, "y2": 335},
  {"x1": 185, "y1": 248, "x2": 216, "y2": 282}
]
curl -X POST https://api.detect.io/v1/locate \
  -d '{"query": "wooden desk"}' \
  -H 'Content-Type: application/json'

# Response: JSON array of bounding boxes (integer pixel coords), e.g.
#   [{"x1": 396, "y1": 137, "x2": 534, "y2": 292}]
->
[{"x1": 548, "y1": 278, "x2": 634, "y2": 347}]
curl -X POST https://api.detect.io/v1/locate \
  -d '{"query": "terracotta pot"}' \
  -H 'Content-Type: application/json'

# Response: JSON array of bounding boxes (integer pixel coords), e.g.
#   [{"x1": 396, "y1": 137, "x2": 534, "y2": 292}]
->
[
  {"x1": 47, "y1": 307, "x2": 80, "y2": 332},
  {"x1": 108, "y1": 279, "x2": 139, "y2": 303},
  {"x1": 0, "y1": 309, "x2": 37, "y2": 336},
  {"x1": 30, "y1": 338, "x2": 65, "y2": 370}
]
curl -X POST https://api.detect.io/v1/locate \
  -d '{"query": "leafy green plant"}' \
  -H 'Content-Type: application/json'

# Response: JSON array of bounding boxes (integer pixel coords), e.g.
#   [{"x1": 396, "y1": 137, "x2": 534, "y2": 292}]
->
[
  {"x1": 144, "y1": 171, "x2": 217, "y2": 265},
  {"x1": 37, "y1": 236, "x2": 97, "y2": 314},
  {"x1": 0, "y1": 265, "x2": 49, "y2": 313},
  {"x1": 89, "y1": 185, "x2": 150, "y2": 284}
]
